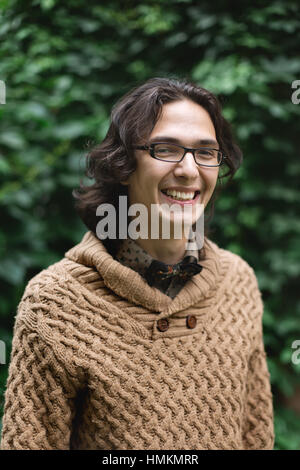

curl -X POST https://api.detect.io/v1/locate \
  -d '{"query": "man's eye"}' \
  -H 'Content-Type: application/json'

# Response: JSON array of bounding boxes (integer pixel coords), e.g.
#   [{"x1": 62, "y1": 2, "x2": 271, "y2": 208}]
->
[
  {"x1": 156, "y1": 146, "x2": 174, "y2": 153},
  {"x1": 197, "y1": 150, "x2": 214, "y2": 156}
]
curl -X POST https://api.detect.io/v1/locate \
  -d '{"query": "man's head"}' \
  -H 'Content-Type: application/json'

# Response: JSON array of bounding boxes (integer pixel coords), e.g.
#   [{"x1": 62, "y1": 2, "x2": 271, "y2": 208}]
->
[
  {"x1": 73, "y1": 77, "x2": 243, "y2": 256},
  {"x1": 120, "y1": 98, "x2": 219, "y2": 234}
]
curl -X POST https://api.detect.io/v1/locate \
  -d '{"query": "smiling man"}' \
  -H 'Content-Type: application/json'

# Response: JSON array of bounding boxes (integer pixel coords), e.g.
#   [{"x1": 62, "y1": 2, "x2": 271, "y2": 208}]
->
[{"x1": 0, "y1": 77, "x2": 275, "y2": 451}]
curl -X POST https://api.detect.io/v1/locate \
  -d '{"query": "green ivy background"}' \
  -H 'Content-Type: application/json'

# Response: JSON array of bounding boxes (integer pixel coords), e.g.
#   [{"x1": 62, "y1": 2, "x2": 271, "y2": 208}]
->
[{"x1": 0, "y1": 0, "x2": 300, "y2": 450}]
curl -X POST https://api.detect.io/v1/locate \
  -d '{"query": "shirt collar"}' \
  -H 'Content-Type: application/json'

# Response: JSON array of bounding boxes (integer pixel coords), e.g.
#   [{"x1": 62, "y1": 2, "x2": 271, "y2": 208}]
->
[{"x1": 115, "y1": 237, "x2": 199, "y2": 278}]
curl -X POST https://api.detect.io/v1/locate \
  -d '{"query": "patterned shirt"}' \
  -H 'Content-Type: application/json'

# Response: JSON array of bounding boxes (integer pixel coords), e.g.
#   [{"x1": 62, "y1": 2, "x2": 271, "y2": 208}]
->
[{"x1": 115, "y1": 238, "x2": 200, "y2": 299}]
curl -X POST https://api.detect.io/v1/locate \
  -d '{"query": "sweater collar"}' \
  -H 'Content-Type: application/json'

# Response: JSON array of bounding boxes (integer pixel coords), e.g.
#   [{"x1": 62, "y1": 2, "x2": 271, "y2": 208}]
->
[{"x1": 64, "y1": 231, "x2": 223, "y2": 317}]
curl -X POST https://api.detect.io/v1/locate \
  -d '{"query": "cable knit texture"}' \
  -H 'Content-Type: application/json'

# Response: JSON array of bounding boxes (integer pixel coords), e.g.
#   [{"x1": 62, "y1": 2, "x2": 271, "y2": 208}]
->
[{"x1": 0, "y1": 231, "x2": 275, "y2": 450}]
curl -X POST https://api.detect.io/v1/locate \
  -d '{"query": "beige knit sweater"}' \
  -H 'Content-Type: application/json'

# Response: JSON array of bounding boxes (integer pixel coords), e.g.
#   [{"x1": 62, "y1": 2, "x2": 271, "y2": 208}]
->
[{"x1": 0, "y1": 231, "x2": 275, "y2": 450}]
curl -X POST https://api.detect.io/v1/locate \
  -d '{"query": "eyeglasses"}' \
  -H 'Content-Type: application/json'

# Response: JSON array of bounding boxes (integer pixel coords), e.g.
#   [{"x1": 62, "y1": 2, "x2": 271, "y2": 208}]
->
[{"x1": 135, "y1": 142, "x2": 227, "y2": 167}]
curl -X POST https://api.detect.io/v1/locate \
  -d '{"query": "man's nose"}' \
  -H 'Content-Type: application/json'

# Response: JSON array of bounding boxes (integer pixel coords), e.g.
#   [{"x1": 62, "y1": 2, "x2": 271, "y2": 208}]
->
[{"x1": 175, "y1": 151, "x2": 199, "y2": 175}]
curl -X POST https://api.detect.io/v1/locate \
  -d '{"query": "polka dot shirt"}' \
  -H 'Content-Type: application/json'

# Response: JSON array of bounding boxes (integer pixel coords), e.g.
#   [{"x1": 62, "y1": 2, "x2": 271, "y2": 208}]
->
[{"x1": 115, "y1": 238, "x2": 200, "y2": 299}]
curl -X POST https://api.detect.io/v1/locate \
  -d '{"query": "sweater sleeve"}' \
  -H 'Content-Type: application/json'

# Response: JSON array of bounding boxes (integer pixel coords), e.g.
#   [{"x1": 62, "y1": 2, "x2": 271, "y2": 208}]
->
[
  {"x1": 241, "y1": 282, "x2": 275, "y2": 450},
  {"x1": 0, "y1": 311, "x2": 78, "y2": 450}
]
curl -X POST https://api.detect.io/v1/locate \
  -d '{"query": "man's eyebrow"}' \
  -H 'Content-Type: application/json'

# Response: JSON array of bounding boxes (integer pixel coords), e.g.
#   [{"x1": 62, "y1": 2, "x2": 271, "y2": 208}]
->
[{"x1": 148, "y1": 136, "x2": 219, "y2": 147}]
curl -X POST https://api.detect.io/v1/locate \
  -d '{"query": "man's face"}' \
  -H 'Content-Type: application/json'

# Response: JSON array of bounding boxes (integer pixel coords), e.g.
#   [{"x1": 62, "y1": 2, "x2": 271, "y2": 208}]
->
[{"x1": 122, "y1": 98, "x2": 220, "y2": 237}]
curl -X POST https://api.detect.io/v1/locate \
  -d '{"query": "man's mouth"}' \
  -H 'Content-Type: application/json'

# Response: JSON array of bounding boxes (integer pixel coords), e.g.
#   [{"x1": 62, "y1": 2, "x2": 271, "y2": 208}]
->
[{"x1": 160, "y1": 189, "x2": 200, "y2": 201}]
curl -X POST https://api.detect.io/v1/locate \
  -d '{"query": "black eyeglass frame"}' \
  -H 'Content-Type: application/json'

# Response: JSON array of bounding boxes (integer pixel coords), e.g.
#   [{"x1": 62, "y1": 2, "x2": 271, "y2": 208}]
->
[{"x1": 135, "y1": 143, "x2": 227, "y2": 167}]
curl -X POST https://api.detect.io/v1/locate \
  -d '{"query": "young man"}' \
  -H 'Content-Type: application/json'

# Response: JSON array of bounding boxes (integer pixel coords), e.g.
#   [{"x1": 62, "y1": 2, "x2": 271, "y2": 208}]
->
[{"x1": 0, "y1": 77, "x2": 275, "y2": 450}]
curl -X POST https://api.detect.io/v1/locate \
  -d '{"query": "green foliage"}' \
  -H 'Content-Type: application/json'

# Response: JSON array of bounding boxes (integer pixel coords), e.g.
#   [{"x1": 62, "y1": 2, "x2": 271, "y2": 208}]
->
[{"x1": 0, "y1": 0, "x2": 300, "y2": 449}]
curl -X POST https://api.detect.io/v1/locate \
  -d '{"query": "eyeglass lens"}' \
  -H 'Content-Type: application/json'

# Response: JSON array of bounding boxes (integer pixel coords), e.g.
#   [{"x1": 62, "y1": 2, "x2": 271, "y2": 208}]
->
[{"x1": 153, "y1": 143, "x2": 221, "y2": 165}]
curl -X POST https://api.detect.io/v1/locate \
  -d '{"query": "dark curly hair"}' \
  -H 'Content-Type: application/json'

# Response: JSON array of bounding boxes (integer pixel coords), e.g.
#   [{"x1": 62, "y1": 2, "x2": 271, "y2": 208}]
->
[{"x1": 73, "y1": 77, "x2": 243, "y2": 258}]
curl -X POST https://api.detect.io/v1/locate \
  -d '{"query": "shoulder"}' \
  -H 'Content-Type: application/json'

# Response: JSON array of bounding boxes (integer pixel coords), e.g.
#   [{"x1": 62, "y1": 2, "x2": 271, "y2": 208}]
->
[
  {"x1": 14, "y1": 257, "x2": 94, "y2": 332},
  {"x1": 206, "y1": 238, "x2": 263, "y2": 302},
  {"x1": 18, "y1": 258, "x2": 76, "y2": 304},
  {"x1": 209, "y1": 238, "x2": 259, "y2": 279}
]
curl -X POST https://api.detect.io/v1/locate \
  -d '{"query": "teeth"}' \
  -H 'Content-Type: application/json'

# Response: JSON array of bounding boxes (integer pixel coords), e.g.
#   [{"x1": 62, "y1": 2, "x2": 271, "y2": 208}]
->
[{"x1": 164, "y1": 189, "x2": 195, "y2": 200}]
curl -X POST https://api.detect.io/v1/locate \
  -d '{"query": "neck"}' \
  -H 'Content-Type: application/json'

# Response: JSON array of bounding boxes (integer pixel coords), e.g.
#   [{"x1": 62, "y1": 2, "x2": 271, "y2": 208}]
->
[{"x1": 134, "y1": 237, "x2": 187, "y2": 265}]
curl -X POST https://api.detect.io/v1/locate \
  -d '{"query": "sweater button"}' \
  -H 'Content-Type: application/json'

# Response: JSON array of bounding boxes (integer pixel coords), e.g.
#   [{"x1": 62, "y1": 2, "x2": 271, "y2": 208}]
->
[
  {"x1": 157, "y1": 318, "x2": 169, "y2": 332},
  {"x1": 186, "y1": 315, "x2": 197, "y2": 329}
]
